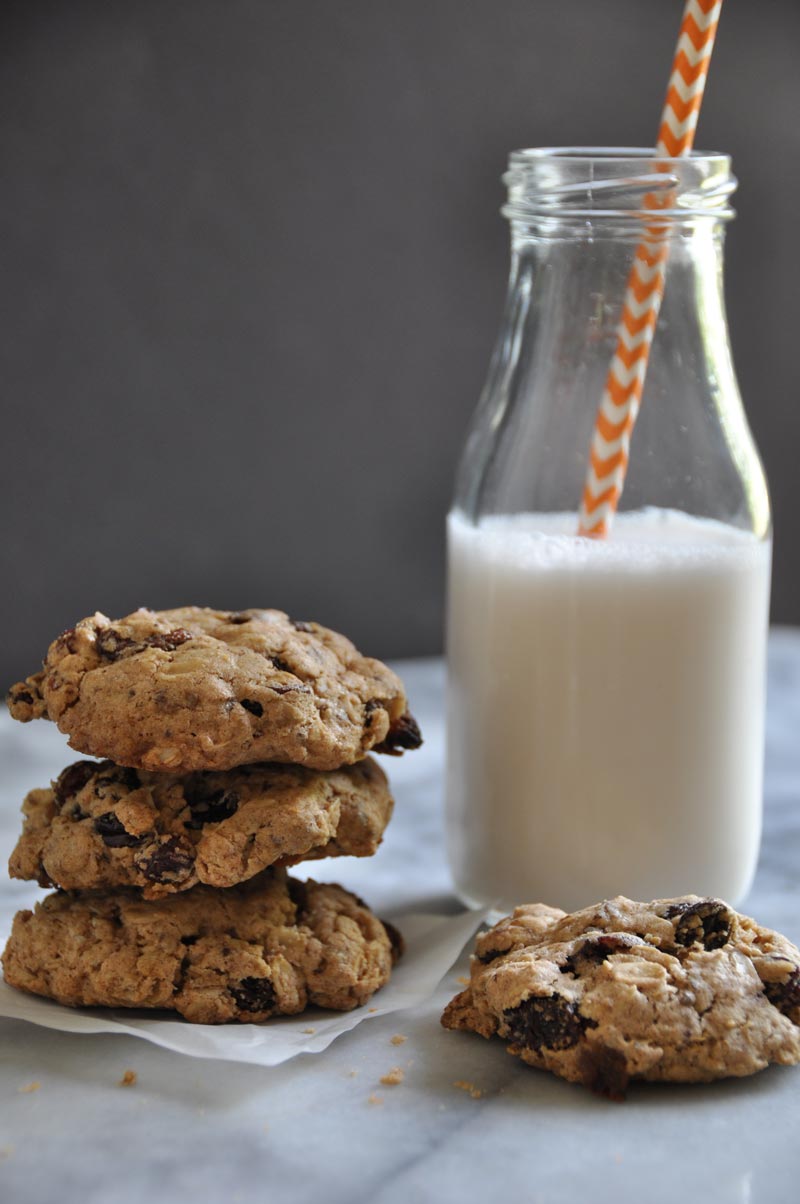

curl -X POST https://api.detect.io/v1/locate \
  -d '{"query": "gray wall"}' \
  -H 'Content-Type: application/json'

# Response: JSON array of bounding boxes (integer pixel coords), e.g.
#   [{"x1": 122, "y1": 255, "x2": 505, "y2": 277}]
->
[{"x1": 2, "y1": 0, "x2": 799, "y2": 683}]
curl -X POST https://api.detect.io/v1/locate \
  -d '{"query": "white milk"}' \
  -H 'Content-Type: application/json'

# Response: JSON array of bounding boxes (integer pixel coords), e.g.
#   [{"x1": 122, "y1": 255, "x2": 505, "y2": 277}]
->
[{"x1": 446, "y1": 509, "x2": 771, "y2": 911}]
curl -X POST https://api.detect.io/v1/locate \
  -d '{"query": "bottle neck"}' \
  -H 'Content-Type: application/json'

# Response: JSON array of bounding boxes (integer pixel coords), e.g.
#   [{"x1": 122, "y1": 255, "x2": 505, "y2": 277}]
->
[{"x1": 504, "y1": 217, "x2": 730, "y2": 357}]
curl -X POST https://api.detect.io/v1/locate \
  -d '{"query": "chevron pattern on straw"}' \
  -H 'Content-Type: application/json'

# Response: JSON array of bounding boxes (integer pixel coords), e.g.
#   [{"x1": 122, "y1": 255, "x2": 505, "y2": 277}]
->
[
  {"x1": 577, "y1": 0, "x2": 723, "y2": 538},
  {"x1": 657, "y1": 0, "x2": 723, "y2": 155}
]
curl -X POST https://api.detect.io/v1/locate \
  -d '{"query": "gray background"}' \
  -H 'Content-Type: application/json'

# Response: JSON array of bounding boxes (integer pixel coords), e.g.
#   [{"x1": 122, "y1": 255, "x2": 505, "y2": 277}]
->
[{"x1": 2, "y1": 0, "x2": 798, "y2": 682}]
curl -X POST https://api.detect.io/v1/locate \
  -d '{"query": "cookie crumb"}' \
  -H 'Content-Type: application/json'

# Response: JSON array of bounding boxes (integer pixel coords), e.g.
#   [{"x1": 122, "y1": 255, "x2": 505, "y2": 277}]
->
[
  {"x1": 367, "y1": 1093, "x2": 384, "y2": 1106},
  {"x1": 457, "y1": 976, "x2": 470, "y2": 986},
  {"x1": 390, "y1": 1034, "x2": 407, "y2": 1046},
  {"x1": 454, "y1": 1080, "x2": 482, "y2": 1100},
  {"x1": 302, "y1": 1027, "x2": 316, "y2": 1035},
  {"x1": 18, "y1": 1082, "x2": 40, "y2": 1094},
  {"x1": 118, "y1": 1069, "x2": 137, "y2": 1087},
  {"x1": 346, "y1": 1069, "x2": 358, "y2": 1078},
  {"x1": 379, "y1": 1067, "x2": 404, "y2": 1086},
  {"x1": 368, "y1": 1007, "x2": 378, "y2": 1013}
]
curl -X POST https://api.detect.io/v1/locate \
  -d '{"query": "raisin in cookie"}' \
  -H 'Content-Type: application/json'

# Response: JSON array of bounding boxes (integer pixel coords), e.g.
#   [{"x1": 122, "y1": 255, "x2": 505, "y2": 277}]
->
[
  {"x1": 442, "y1": 896, "x2": 800, "y2": 1095},
  {"x1": 10, "y1": 756, "x2": 393, "y2": 899},
  {"x1": 7, "y1": 607, "x2": 421, "y2": 772},
  {"x1": 2, "y1": 869, "x2": 402, "y2": 1023}
]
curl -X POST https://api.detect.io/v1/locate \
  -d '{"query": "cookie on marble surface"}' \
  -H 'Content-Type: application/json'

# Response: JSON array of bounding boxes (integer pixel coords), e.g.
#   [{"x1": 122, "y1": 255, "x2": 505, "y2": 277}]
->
[
  {"x1": 7, "y1": 606, "x2": 422, "y2": 772},
  {"x1": 442, "y1": 896, "x2": 800, "y2": 1095},
  {"x1": 9, "y1": 756, "x2": 393, "y2": 899},
  {"x1": 2, "y1": 869, "x2": 402, "y2": 1023}
]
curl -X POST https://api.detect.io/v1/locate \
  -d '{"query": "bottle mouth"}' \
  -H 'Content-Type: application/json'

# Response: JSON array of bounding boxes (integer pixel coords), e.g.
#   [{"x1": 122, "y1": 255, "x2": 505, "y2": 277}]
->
[{"x1": 503, "y1": 147, "x2": 736, "y2": 223}]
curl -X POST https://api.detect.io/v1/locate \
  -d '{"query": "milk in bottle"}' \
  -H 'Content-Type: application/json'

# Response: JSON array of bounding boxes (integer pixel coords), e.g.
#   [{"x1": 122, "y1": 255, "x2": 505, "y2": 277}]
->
[{"x1": 446, "y1": 509, "x2": 771, "y2": 910}]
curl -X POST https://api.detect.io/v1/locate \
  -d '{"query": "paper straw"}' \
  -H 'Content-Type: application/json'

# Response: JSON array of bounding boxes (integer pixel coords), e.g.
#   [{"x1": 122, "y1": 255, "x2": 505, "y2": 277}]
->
[{"x1": 577, "y1": 0, "x2": 724, "y2": 537}]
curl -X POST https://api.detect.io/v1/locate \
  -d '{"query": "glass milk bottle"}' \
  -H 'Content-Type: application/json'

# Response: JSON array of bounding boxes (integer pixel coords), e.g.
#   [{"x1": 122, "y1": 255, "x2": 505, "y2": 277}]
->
[{"x1": 446, "y1": 149, "x2": 771, "y2": 912}]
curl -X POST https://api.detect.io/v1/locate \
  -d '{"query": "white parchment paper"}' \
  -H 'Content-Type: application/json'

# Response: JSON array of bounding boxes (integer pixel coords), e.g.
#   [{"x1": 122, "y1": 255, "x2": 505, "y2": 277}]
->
[{"x1": 0, "y1": 908, "x2": 485, "y2": 1066}]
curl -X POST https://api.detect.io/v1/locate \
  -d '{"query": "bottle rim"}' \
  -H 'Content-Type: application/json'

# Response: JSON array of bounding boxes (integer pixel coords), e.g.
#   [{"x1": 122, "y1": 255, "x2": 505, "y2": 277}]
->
[
  {"x1": 503, "y1": 147, "x2": 736, "y2": 223},
  {"x1": 508, "y1": 146, "x2": 731, "y2": 165}
]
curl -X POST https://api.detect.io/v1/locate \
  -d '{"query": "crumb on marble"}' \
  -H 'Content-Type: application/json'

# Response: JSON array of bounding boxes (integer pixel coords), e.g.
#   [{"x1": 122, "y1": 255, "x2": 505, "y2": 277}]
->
[
  {"x1": 18, "y1": 1082, "x2": 40, "y2": 1094},
  {"x1": 454, "y1": 1080, "x2": 482, "y2": 1100},
  {"x1": 119, "y1": 1070, "x2": 137, "y2": 1088},
  {"x1": 390, "y1": 1034, "x2": 407, "y2": 1046},
  {"x1": 379, "y1": 1067, "x2": 404, "y2": 1086},
  {"x1": 457, "y1": 976, "x2": 470, "y2": 986},
  {"x1": 368, "y1": 1008, "x2": 378, "y2": 1013},
  {"x1": 367, "y1": 1093, "x2": 384, "y2": 1106},
  {"x1": 303, "y1": 1027, "x2": 316, "y2": 1034},
  {"x1": 347, "y1": 1069, "x2": 358, "y2": 1078}
]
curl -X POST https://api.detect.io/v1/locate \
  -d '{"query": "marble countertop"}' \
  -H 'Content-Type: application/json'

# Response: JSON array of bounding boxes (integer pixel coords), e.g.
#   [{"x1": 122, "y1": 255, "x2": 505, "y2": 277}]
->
[{"x1": 1, "y1": 639, "x2": 799, "y2": 1204}]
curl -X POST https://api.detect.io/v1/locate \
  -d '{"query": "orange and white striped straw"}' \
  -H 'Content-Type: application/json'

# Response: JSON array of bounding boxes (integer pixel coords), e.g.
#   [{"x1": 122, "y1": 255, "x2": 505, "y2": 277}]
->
[{"x1": 577, "y1": 0, "x2": 724, "y2": 537}]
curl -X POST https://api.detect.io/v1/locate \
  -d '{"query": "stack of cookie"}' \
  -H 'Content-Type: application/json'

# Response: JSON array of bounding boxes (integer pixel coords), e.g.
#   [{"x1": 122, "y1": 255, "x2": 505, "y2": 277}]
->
[{"x1": 3, "y1": 607, "x2": 421, "y2": 1023}]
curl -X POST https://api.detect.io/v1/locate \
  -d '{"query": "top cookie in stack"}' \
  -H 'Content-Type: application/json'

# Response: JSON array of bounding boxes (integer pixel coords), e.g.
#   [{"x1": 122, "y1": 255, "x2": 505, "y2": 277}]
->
[{"x1": 8, "y1": 606, "x2": 421, "y2": 773}]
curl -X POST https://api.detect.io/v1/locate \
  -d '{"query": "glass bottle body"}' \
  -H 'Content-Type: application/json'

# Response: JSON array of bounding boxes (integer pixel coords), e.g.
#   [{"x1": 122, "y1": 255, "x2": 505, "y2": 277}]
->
[{"x1": 446, "y1": 150, "x2": 771, "y2": 912}]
